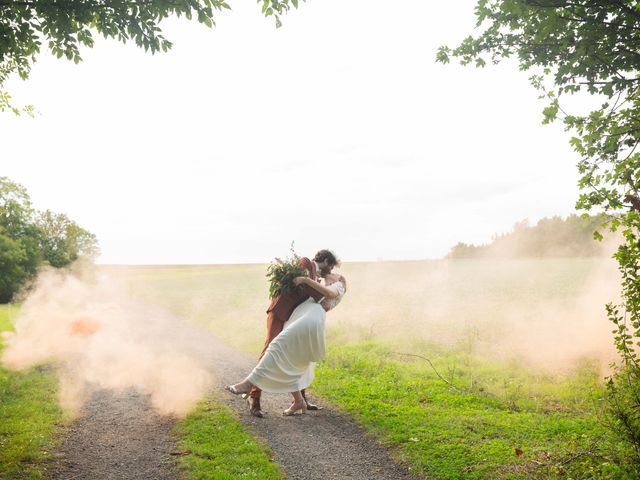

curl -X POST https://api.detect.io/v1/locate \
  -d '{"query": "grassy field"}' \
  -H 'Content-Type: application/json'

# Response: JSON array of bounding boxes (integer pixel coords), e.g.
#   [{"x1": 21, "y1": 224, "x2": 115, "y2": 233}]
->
[
  {"x1": 0, "y1": 305, "x2": 64, "y2": 480},
  {"x1": 107, "y1": 263, "x2": 269, "y2": 352},
  {"x1": 110, "y1": 258, "x2": 619, "y2": 367},
  {"x1": 109, "y1": 258, "x2": 629, "y2": 478},
  {"x1": 314, "y1": 342, "x2": 625, "y2": 479},
  {"x1": 174, "y1": 399, "x2": 283, "y2": 480}
]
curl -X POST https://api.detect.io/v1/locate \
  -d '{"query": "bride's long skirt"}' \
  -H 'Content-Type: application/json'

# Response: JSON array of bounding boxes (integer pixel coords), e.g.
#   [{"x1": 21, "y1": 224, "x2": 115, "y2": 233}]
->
[{"x1": 247, "y1": 298, "x2": 326, "y2": 393}]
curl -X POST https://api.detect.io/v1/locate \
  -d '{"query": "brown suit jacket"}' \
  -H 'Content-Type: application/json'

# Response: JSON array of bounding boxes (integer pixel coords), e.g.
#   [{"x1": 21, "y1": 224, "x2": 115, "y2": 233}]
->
[{"x1": 266, "y1": 256, "x2": 324, "y2": 323}]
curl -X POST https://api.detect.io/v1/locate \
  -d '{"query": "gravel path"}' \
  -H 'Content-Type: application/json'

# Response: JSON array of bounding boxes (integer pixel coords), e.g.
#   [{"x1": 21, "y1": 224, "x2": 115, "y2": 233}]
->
[
  {"x1": 212, "y1": 337, "x2": 419, "y2": 480},
  {"x1": 52, "y1": 334, "x2": 419, "y2": 480},
  {"x1": 52, "y1": 390, "x2": 181, "y2": 480}
]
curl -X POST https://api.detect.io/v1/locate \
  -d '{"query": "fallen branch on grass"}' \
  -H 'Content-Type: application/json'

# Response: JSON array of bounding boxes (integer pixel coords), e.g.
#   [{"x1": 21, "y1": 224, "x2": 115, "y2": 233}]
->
[
  {"x1": 530, "y1": 437, "x2": 610, "y2": 471},
  {"x1": 390, "y1": 352, "x2": 522, "y2": 412},
  {"x1": 391, "y1": 352, "x2": 463, "y2": 392}
]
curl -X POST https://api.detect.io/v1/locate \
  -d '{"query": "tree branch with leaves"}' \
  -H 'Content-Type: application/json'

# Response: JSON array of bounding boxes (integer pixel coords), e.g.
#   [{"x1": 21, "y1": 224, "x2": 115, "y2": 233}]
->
[
  {"x1": 438, "y1": 0, "x2": 640, "y2": 472},
  {"x1": 0, "y1": 0, "x2": 304, "y2": 114}
]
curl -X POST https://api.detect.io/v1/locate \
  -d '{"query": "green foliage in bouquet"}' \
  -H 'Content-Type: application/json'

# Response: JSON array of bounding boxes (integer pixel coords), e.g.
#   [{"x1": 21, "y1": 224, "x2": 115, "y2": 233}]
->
[{"x1": 266, "y1": 246, "x2": 308, "y2": 300}]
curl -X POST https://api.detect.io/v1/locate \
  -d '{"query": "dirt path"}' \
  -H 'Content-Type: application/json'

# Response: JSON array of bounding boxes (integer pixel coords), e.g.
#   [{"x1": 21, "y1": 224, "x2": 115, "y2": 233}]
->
[
  {"x1": 52, "y1": 389, "x2": 181, "y2": 480},
  {"x1": 52, "y1": 335, "x2": 419, "y2": 480},
  {"x1": 212, "y1": 337, "x2": 419, "y2": 480}
]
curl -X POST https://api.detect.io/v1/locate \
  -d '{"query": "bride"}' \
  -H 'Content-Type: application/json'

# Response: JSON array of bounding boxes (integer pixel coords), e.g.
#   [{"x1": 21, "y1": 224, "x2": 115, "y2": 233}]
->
[{"x1": 225, "y1": 272, "x2": 347, "y2": 415}]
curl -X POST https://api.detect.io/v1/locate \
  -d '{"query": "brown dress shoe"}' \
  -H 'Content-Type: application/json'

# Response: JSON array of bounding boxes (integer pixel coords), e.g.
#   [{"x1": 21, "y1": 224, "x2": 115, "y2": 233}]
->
[{"x1": 247, "y1": 396, "x2": 264, "y2": 418}]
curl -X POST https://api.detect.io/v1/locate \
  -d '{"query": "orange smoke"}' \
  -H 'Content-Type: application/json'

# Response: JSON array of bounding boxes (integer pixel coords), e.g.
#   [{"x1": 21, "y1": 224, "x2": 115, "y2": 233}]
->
[
  {"x1": 70, "y1": 317, "x2": 101, "y2": 337},
  {"x1": 1, "y1": 265, "x2": 217, "y2": 418}
]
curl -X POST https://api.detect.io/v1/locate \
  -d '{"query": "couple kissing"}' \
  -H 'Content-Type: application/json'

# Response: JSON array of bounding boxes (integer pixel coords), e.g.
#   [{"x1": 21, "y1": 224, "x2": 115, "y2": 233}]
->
[{"x1": 225, "y1": 249, "x2": 347, "y2": 417}]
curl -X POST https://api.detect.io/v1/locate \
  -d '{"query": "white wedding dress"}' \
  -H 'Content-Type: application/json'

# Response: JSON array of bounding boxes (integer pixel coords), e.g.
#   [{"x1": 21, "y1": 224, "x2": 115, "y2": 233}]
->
[{"x1": 247, "y1": 281, "x2": 345, "y2": 393}]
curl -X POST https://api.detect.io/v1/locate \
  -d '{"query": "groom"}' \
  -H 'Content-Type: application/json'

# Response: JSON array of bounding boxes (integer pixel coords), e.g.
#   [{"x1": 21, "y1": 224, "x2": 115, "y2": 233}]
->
[{"x1": 246, "y1": 249, "x2": 339, "y2": 417}]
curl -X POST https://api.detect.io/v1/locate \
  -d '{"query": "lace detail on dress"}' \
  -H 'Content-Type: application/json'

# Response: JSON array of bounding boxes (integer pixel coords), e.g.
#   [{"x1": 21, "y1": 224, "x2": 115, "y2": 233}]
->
[{"x1": 321, "y1": 281, "x2": 345, "y2": 312}]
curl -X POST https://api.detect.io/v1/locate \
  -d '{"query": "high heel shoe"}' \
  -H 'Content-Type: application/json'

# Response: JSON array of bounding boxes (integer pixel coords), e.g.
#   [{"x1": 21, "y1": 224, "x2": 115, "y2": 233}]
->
[
  {"x1": 282, "y1": 403, "x2": 306, "y2": 416},
  {"x1": 224, "y1": 385, "x2": 246, "y2": 395}
]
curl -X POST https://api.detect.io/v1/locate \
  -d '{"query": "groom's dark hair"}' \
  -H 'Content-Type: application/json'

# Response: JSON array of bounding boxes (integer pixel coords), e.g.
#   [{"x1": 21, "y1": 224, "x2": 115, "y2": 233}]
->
[{"x1": 314, "y1": 249, "x2": 340, "y2": 267}]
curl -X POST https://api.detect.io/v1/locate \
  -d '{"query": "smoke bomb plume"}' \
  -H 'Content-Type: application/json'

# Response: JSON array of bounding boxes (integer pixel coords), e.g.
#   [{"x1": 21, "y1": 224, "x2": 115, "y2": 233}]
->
[
  {"x1": 1, "y1": 265, "x2": 216, "y2": 417},
  {"x1": 113, "y1": 257, "x2": 622, "y2": 376},
  {"x1": 330, "y1": 256, "x2": 620, "y2": 372}
]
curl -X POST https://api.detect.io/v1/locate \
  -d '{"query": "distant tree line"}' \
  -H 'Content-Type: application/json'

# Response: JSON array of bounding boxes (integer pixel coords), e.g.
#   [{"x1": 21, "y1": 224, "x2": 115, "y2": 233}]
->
[
  {"x1": 447, "y1": 215, "x2": 608, "y2": 259},
  {"x1": 0, "y1": 177, "x2": 98, "y2": 303}
]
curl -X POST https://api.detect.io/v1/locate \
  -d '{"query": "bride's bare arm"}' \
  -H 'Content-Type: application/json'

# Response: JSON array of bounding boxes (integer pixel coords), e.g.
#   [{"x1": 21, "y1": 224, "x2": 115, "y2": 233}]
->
[{"x1": 293, "y1": 276, "x2": 340, "y2": 298}]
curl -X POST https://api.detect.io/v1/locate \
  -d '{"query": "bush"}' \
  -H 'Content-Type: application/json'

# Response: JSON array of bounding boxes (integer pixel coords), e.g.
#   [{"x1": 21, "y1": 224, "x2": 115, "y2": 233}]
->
[{"x1": 0, "y1": 235, "x2": 28, "y2": 303}]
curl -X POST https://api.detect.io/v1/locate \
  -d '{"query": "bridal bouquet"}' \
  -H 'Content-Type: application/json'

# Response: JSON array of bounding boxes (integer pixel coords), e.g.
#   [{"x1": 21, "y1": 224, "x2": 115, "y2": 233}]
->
[{"x1": 266, "y1": 246, "x2": 308, "y2": 299}]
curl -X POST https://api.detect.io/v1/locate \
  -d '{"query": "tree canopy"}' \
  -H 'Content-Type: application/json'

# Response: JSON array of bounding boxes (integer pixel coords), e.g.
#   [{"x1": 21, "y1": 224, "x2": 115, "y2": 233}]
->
[
  {"x1": 439, "y1": 0, "x2": 640, "y2": 470},
  {"x1": 0, "y1": 0, "x2": 303, "y2": 113},
  {"x1": 437, "y1": 0, "x2": 640, "y2": 220}
]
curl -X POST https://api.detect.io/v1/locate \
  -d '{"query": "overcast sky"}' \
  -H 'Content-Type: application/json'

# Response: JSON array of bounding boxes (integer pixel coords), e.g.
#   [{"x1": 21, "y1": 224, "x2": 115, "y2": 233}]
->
[{"x1": 0, "y1": 0, "x2": 580, "y2": 264}]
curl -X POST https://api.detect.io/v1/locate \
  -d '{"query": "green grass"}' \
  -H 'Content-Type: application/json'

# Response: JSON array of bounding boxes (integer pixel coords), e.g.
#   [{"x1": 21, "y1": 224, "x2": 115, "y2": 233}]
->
[
  {"x1": 174, "y1": 398, "x2": 283, "y2": 480},
  {"x1": 0, "y1": 305, "x2": 64, "y2": 480},
  {"x1": 313, "y1": 341, "x2": 628, "y2": 479}
]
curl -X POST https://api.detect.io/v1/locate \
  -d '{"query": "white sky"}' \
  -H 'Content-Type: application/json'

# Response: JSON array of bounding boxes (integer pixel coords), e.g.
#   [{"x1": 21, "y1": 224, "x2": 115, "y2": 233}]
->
[{"x1": 0, "y1": 0, "x2": 580, "y2": 264}]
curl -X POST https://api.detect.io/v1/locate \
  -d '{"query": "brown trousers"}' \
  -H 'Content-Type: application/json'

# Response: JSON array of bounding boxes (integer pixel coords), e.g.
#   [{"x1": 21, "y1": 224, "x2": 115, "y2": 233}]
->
[{"x1": 249, "y1": 311, "x2": 306, "y2": 399}]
